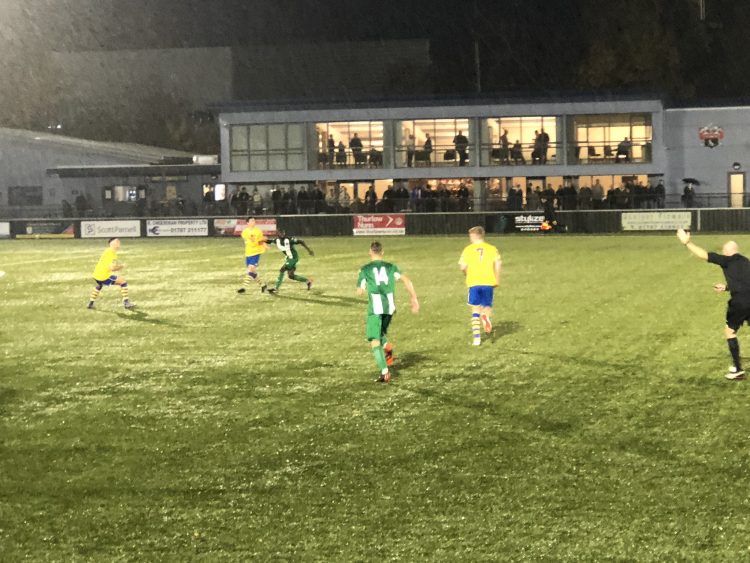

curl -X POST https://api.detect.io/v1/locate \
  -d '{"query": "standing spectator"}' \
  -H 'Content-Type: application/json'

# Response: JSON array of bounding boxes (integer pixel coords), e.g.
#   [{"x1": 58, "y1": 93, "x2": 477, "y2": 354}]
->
[
  {"x1": 62, "y1": 199, "x2": 74, "y2": 218},
  {"x1": 284, "y1": 186, "x2": 297, "y2": 214},
  {"x1": 327, "y1": 135, "x2": 335, "y2": 167},
  {"x1": 457, "y1": 183, "x2": 470, "y2": 212},
  {"x1": 526, "y1": 186, "x2": 539, "y2": 210},
  {"x1": 532, "y1": 131, "x2": 542, "y2": 164},
  {"x1": 339, "y1": 189, "x2": 351, "y2": 212},
  {"x1": 364, "y1": 185, "x2": 378, "y2": 212},
  {"x1": 616, "y1": 137, "x2": 633, "y2": 162},
  {"x1": 591, "y1": 180, "x2": 604, "y2": 209},
  {"x1": 540, "y1": 128, "x2": 550, "y2": 163},
  {"x1": 236, "y1": 186, "x2": 250, "y2": 215},
  {"x1": 563, "y1": 184, "x2": 578, "y2": 210},
  {"x1": 499, "y1": 129, "x2": 510, "y2": 164},
  {"x1": 395, "y1": 183, "x2": 410, "y2": 212},
  {"x1": 511, "y1": 140, "x2": 525, "y2": 164},
  {"x1": 436, "y1": 183, "x2": 450, "y2": 211},
  {"x1": 655, "y1": 180, "x2": 666, "y2": 208},
  {"x1": 406, "y1": 134, "x2": 416, "y2": 167},
  {"x1": 423, "y1": 134, "x2": 433, "y2": 166},
  {"x1": 336, "y1": 141, "x2": 347, "y2": 166},
  {"x1": 75, "y1": 193, "x2": 89, "y2": 217},
  {"x1": 453, "y1": 130, "x2": 469, "y2": 166},
  {"x1": 271, "y1": 186, "x2": 282, "y2": 215},
  {"x1": 382, "y1": 184, "x2": 396, "y2": 212},
  {"x1": 201, "y1": 188, "x2": 214, "y2": 214},
  {"x1": 578, "y1": 184, "x2": 593, "y2": 210},
  {"x1": 350, "y1": 133, "x2": 364, "y2": 165},
  {"x1": 683, "y1": 183, "x2": 697, "y2": 208},
  {"x1": 325, "y1": 188, "x2": 338, "y2": 213},
  {"x1": 411, "y1": 184, "x2": 425, "y2": 212},
  {"x1": 312, "y1": 184, "x2": 325, "y2": 213},
  {"x1": 252, "y1": 187, "x2": 263, "y2": 214},
  {"x1": 297, "y1": 187, "x2": 310, "y2": 214}
]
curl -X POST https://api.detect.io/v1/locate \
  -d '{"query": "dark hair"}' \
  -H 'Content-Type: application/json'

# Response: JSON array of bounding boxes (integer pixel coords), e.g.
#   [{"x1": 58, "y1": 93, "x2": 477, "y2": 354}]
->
[
  {"x1": 370, "y1": 241, "x2": 383, "y2": 254},
  {"x1": 108, "y1": 237, "x2": 118, "y2": 244},
  {"x1": 246, "y1": 216, "x2": 255, "y2": 222}
]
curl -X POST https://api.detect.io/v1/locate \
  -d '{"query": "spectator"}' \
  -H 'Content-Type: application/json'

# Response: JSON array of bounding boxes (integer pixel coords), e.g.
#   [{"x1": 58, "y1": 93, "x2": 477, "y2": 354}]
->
[
  {"x1": 395, "y1": 183, "x2": 410, "y2": 212},
  {"x1": 350, "y1": 133, "x2": 364, "y2": 165},
  {"x1": 296, "y1": 186, "x2": 310, "y2": 214},
  {"x1": 312, "y1": 184, "x2": 325, "y2": 213},
  {"x1": 327, "y1": 135, "x2": 335, "y2": 167},
  {"x1": 511, "y1": 140, "x2": 525, "y2": 164},
  {"x1": 62, "y1": 199, "x2": 73, "y2": 218},
  {"x1": 499, "y1": 129, "x2": 510, "y2": 164},
  {"x1": 423, "y1": 185, "x2": 437, "y2": 212},
  {"x1": 423, "y1": 134, "x2": 433, "y2": 166},
  {"x1": 252, "y1": 187, "x2": 263, "y2": 214},
  {"x1": 655, "y1": 180, "x2": 666, "y2": 208},
  {"x1": 350, "y1": 196, "x2": 364, "y2": 213},
  {"x1": 453, "y1": 130, "x2": 469, "y2": 166},
  {"x1": 411, "y1": 184, "x2": 425, "y2": 212},
  {"x1": 364, "y1": 185, "x2": 378, "y2": 212},
  {"x1": 578, "y1": 184, "x2": 593, "y2": 210},
  {"x1": 325, "y1": 188, "x2": 338, "y2": 213},
  {"x1": 339, "y1": 189, "x2": 351, "y2": 212},
  {"x1": 201, "y1": 188, "x2": 214, "y2": 214},
  {"x1": 532, "y1": 131, "x2": 542, "y2": 164},
  {"x1": 457, "y1": 183, "x2": 470, "y2": 212},
  {"x1": 436, "y1": 183, "x2": 449, "y2": 211},
  {"x1": 283, "y1": 186, "x2": 297, "y2": 214},
  {"x1": 236, "y1": 186, "x2": 250, "y2": 215},
  {"x1": 271, "y1": 186, "x2": 282, "y2": 215},
  {"x1": 336, "y1": 141, "x2": 347, "y2": 166},
  {"x1": 540, "y1": 128, "x2": 550, "y2": 163},
  {"x1": 406, "y1": 134, "x2": 416, "y2": 167},
  {"x1": 563, "y1": 184, "x2": 578, "y2": 210},
  {"x1": 683, "y1": 183, "x2": 697, "y2": 208},
  {"x1": 382, "y1": 184, "x2": 396, "y2": 212},
  {"x1": 591, "y1": 180, "x2": 604, "y2": 209},
  {"x1": 616, "y1": 137, "x2": 633, "y2": 162}
]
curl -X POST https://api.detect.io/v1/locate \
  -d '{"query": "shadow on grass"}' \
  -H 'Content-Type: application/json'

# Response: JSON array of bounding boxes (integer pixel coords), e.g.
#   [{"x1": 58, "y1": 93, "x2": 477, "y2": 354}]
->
[
  {"x1": 273, "y1": 290, "x2": 362, "y2": 309},
  {"x1": 112, "y1": 309, "x2": 176, "y2": 326},
  {"x1": 394, "y1": 352, "x2": 431, "y2": 370},
  {"x1": 0, "y1": 387, "x2": 18, "y2": 415},
  {"x1": 486, "y1": 320, "x2": 522, "y2": 344}
]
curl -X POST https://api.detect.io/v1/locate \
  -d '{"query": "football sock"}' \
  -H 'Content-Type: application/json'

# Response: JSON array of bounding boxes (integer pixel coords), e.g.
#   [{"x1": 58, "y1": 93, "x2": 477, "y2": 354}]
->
[
  {"x1": 120, "y1": 283, "x2": 129, "y2": 302},
  {"x1": 728, "y1": 337, "x2": 742, "y2": 370},
  {"x1": 243, "y1": 272, "x2": 261, "y2": 288},
  {"x1": 372, "y1": 345, "x2": 388, "y2": 374},
  {"x1": 291, "y1": 274, "x2": 308, "y2": 283},
  {"x1": 89, "y1": 285, "x2": 102, "y2": 303},
  {"x1": 275, "y1": 270, "x2": 285, "y2": 289},
  {"x1": 471, "y1": 313, "x2": 481, "y2": 341}
]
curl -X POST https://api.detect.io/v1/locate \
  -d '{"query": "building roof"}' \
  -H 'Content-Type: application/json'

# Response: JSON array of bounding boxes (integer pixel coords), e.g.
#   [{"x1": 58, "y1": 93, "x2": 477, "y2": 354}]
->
[
  {"x1": 0, "y1": 127, "x2": 191, "y2": 164},
  {"x1": 48, "y1": 163, "x2": 221, "y2": 179}
]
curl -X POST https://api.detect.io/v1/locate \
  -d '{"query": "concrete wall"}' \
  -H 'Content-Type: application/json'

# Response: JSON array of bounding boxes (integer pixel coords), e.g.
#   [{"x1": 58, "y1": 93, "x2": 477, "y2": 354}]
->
[{"x1": 665, "y1": 107, "x2": 750, "y2": 201}]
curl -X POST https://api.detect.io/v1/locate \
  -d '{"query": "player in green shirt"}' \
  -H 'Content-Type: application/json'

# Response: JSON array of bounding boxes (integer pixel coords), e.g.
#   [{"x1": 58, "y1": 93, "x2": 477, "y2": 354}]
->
[
  {"x1": 266, "y1": 230, "x2": 314, "y2": 294},
  {"x1": 356, "y1": 241, "x2": 419, "y2": 383}
]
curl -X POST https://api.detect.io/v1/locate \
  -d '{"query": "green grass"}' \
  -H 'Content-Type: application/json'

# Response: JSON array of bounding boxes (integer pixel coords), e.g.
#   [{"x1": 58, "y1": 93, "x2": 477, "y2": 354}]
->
[{"x1": 2, "y1": 234, "x2": 750, "y2": 561}]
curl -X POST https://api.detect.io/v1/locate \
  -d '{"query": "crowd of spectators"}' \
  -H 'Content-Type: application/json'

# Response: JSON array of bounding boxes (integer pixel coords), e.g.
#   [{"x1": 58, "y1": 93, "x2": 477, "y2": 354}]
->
[{"x1": 321, "y1": 132, "x2": 383, "y2": 168}]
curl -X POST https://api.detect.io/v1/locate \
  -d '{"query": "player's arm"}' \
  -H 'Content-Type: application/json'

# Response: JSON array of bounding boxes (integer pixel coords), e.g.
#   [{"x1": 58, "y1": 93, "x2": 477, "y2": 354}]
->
[
  {"x1": 356, "y1": 272, "x2": 366, "y2": 297},
  {"x1": 494, "y1": 258, "x2": 502, "y2": 287},
  {"x1": 298, "y1": 240, "x2": 315, "y2": 256},
  {"x1": 677, "y1": 229, "x2": 708, "y2": 261},
  {"x1": 110, "y1": 263, "x2": 124, "y2": 272},
  {"x1": 399, "y1": 274, "x2": 420, "y2": 313}
]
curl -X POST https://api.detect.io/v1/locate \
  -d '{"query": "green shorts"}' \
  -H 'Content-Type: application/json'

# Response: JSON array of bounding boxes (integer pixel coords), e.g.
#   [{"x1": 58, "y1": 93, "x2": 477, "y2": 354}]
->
[
  {"x1": 281, "y1": 259, "x2": 299, "y2": 271},
  {"x1": 366, "y1": 313, "x2": 393, "y2": 341}
]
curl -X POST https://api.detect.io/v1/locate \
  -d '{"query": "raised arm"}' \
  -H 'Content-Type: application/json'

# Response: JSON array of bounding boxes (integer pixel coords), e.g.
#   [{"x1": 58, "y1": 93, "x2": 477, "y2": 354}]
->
[
  {"x1": 677, "y1": 229, "x2": 708, "y2": 261},
  {"x1": 399, "y1": 274, "x2": 420, "y2": 313}
]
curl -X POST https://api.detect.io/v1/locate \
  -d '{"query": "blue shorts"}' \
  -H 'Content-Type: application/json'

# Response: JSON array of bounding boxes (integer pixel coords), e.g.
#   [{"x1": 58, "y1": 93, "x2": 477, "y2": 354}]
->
[
  {"x1": 245, "y1": 255, "x2": 261, "y2": 267},
  {"x1": 468, "y1": 285, "x2": 494, "y2": 307},
  {"x1": 95, "y1": 275, "x2": 118, "y2": 286}
]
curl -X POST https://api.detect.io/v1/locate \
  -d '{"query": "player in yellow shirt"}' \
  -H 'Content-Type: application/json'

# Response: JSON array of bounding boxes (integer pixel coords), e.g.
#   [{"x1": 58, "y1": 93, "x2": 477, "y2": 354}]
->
[
  {"x1": 459, "y1": 226, "x2": 502, "y2": 346},
  {"x1": 88, "y1": 237, "x2": 135, "y2": 310},
  {"x1": 237, "y1": 216, "x2": 268, "y2": 293}
]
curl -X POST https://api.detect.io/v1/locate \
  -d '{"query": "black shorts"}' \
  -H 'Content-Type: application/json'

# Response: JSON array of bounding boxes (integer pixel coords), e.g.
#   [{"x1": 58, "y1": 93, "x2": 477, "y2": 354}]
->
[{"x1": 726, "y1": 298, "x2": 750, "y2": 331}]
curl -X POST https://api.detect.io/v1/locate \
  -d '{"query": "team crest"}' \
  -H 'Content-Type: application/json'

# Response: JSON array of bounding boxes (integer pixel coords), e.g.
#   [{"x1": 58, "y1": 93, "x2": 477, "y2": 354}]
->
[{"x1": 699, "y1": 124, "x2": 724, "y2": 148}]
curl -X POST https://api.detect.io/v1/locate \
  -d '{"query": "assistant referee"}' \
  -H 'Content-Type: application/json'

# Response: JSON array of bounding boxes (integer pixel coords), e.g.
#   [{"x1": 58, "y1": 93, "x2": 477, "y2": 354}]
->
[{"x1": 678, "y1": 228, "x2": 750, "y2": 380}]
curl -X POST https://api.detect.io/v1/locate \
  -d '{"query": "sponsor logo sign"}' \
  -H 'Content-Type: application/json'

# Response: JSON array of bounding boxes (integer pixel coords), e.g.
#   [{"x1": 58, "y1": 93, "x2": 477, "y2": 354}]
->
[
  {"x1": 622, "y1": 211, "x2": 692, "y2": 231},
  {"x1": 513, "y1": 214, "x2": 546, "y2": 232},
  {"x1": 81, "y1": 220, "x2": 141, "y2": 238},
  {"x1": 146, "y1": 219, "x2": 208, "y2": 237},
  {"x1": 0, "y1": 222, "x2": 10, "y2": 239},
  {"x1": 15, "y1": 221, "x2": 75, "y2": 239},
  {"x1": 213, "y1": 218, "x2": 277, "y2": 237},
  {"x1": 352, "y1": 214, "x2": 406, "y2": 236}
]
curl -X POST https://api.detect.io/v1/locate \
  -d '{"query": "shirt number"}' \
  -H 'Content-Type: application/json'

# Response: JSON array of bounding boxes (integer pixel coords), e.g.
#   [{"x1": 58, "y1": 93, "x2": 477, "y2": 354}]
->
[
  {"x1": 373, "y1": 266, "x2": 389, "y2": 285},
  {"x1": 476, "y1": 248, "x2": 484, "y2": 262}
]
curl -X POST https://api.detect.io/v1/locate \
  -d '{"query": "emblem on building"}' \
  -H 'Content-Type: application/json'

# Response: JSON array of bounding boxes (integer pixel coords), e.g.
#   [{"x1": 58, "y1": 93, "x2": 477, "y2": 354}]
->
[{"x1": 699, "y1": 124, "x2": 724, "y2": 148}]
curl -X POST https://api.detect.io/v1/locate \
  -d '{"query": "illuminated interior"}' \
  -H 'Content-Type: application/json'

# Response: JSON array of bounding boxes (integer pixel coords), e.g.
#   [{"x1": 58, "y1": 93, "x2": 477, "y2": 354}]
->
[
  {"x1": 573, "y1": 114, "x2": 652, "y2": 162},
  {"x1": 395, "y1": 119, "x2": 470, "y2": 166},
  {"x1": 315, "y1": 121, "x2": 384, "y2": 168}
]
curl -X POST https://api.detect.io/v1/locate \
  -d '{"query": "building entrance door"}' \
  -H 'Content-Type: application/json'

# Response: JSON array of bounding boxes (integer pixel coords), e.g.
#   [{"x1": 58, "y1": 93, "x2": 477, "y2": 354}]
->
[{"x1": 729, "y1": 172, "x2": 745, "y2": 208}]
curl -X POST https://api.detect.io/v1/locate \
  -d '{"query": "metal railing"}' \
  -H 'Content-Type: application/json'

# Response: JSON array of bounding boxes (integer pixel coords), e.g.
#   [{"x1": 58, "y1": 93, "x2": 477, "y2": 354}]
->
[{"x1": 479, "y1": 141, "x2": 561, "y2": 166}]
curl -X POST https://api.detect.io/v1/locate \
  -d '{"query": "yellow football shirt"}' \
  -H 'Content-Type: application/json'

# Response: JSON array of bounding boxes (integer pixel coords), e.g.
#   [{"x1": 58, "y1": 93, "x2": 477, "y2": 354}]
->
[
  {"x1": 92, "y1": 248, "x2": 117, "y2": 280},
  {"x1": 459, "y1": 241, "x2": 501, "y2": 287},
  {"x1": 241, "y1": 226, "x2": 267, "y2": 257}
]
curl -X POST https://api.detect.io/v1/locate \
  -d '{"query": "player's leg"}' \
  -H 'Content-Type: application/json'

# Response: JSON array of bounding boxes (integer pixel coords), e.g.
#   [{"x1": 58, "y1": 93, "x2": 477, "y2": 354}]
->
[
  {"x1": 238, "y1": 255, "x2": 265, "y2": 293},
  {"x1": 114, "y1": 276, "x2": 134, "y2": 309},
  {"x1": 480, "y1": 305, "x2": 493, "y2": 334},
  {"x1": 270, "y1": 264, "x2": 288, "y2": 293},
  {"x1": 381, "y1": 314, "x2": 395, "y2": 367},
  {"x1": 88, "y1": 279, "x2": 105, "y2": 309},
  {"x1": 724, "y1": 305, "x2": 746, "y2": 379},
  {"x1": 287, "y1": 261, "x2": 310, "y2": 287},
  {"x1": 468, "y1": 287, "x2": 483, "y2": 345},
  {"x1": 367, "y1": 314, "x2": 390, "y2": 382}
]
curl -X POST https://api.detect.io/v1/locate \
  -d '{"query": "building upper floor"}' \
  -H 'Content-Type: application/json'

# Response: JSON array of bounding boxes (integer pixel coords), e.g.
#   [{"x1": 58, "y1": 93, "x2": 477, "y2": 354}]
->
[{"x1": 218, "y1": 96, "x2": 665, "y2": 183}]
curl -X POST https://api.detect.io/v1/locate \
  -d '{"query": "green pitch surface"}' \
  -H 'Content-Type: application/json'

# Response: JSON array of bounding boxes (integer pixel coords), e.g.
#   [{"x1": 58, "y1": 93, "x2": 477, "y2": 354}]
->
[{"x1": 2, "y1": 235, "x2": 750, "y2": 561}]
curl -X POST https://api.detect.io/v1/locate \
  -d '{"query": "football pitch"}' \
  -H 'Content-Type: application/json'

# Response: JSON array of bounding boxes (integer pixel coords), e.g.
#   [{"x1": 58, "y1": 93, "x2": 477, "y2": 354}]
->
[{"x1": 3, "y1": 234, "x2": 750, "y2": 561}]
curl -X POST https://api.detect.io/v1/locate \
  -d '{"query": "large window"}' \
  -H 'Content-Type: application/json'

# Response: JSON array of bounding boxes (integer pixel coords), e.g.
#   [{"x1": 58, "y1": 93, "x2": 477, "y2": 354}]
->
[
  {"x1": 315, "y1": 121, "x2": 384, "y2": 169},
  {"x1": 396, "y1": 119, "x2": 470, "y2": 167},
  {"x1": 230, "y1": 123, "x2": 305, "y2": 172},
  {"x1": 572, "y1": 114, "x2": 652, "y2": 164},
  {"x1": 9, "y1": 186, "x2": 43, "y2": 206},
  {"x1": 480, "y1": 116, "x2": 558, "y2": 166}
]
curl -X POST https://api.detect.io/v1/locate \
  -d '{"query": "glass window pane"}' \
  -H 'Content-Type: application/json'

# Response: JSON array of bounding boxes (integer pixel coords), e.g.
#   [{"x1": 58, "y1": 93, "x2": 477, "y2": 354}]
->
[
  {"x1": 269, "y1": 154, "x2": 286, "y2": 171},
  {"x1": 250, "y1": 154, "x2": 268, "y2": 171},
  {"x1": 231, "y1": 126, "x2": 248, "y2": 151},
  {"x1": 286, "y1": 153, "x2": 304, "y2": 170},
  {"x1": 231, "y1": 155, "x2": 249, "y2": 171},
  {"x1": 249, "y1": 125, "x2": 267, "y2": 151},
  {"x1": 287, "y1": 124, "x2": 304, "y2": 150},
  {"x1": 268, "y1": 124, "x2": 285, "y2": 150}
]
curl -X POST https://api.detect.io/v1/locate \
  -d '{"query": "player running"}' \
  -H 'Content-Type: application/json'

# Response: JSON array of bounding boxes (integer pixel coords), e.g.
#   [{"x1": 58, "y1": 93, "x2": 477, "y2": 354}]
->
[
  {"x1": 459, "y1": 226, "x2": 502, "y2": 346},
  {"x1": 678, "y1": 228, "x2": 750, "y2": 380},
  {"x1": 237, "y1": 217, "x2": 268, "y2": 294},
  {"x1": 266, "y1": 229, "x2": 315, "y2": 294},
  {"x1": 356, "y1": 241, "x2": 419, "y2": 383},
  {"x1": 87, "y1": 237, "x2": 135, "y2": 310}
]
